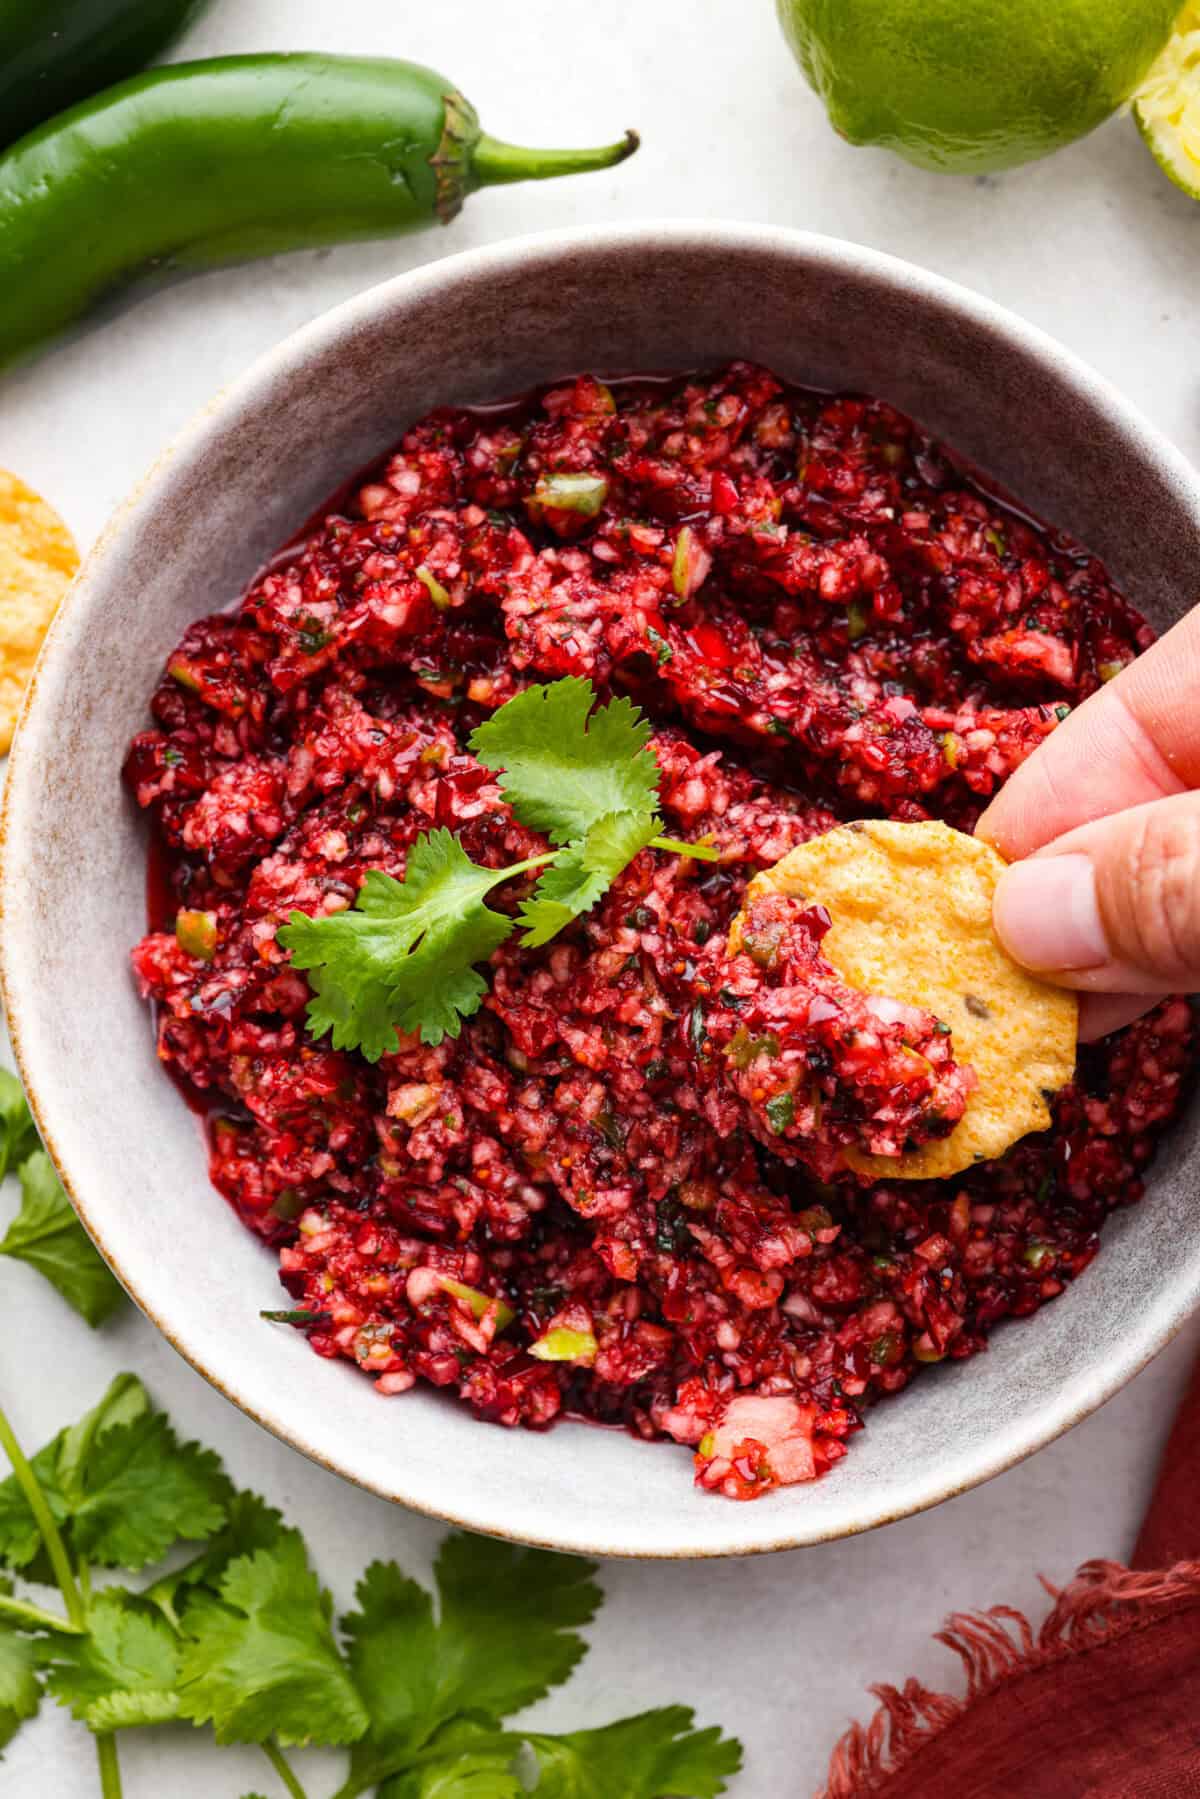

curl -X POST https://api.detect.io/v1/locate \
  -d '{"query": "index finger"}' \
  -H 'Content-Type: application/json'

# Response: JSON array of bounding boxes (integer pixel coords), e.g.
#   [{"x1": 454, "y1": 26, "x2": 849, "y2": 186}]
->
[{"x1": 977, "y1": 604, "x2": 1200, "y2": 861}]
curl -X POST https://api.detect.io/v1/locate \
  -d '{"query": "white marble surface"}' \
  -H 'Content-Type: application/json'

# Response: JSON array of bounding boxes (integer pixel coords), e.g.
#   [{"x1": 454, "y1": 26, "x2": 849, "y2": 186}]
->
[{"x1": 3, "y1": 2, "x2": 1200, "y2": 1793}]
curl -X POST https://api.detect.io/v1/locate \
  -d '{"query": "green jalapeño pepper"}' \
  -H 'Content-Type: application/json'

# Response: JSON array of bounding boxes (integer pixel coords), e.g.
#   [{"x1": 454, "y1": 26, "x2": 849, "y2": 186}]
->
[
  {"x1": 0, "y1": 54, "x2": 638, "y2": 374},
  {"x1": 0, "y1": 0, "x2": 209, "y2": 150}
]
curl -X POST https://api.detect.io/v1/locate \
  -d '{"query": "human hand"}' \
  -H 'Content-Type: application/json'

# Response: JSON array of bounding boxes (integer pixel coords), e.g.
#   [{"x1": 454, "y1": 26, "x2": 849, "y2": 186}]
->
[{"x1": 977, "y1": 607, "x2": 1200, "y2": 1042}]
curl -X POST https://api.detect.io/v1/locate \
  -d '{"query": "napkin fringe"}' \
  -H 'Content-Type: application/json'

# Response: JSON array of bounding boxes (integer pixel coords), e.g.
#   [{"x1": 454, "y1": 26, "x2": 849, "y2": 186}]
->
[{"x1": 818, "y1": 1557, "x2": 1200, "y2": 1798}]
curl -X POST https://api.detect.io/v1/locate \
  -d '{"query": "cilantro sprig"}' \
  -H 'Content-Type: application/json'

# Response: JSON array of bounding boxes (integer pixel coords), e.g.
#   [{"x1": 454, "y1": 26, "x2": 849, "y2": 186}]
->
[
  {"x1": 0, "y1": 1371, "x2": 741, "y2": 1797},
  {"x1": 279, "y1": 678, "x2": 717, "y2": 1057}
]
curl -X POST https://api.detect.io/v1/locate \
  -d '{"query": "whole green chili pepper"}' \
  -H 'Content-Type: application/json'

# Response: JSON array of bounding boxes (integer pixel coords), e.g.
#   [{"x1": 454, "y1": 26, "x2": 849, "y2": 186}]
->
[
  {"x1": 0, "y1": 0, "x2": 209, "y2": 150},
  {"x1": 0, "y1": 54, "x2": 638, "y2": 374}
]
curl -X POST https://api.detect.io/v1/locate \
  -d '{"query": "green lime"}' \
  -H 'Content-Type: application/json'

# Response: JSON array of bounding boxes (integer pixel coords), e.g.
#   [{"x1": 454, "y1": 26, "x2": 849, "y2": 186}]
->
[
  {"x1": 777, "y1": 0, "x2": 1183, "y2": 173},
  {"x1": 1135, "y1": 4, "x2": 1200, "y2": 197}
]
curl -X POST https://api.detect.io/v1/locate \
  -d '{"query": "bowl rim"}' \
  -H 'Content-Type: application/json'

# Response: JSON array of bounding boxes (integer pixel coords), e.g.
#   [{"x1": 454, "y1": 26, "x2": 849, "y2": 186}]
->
[{"x1": 5, "y1": 218, "x2": 1200, "y2": 1559}]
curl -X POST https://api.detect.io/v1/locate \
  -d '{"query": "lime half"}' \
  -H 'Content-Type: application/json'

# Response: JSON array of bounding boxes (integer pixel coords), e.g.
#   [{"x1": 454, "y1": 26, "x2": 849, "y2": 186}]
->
[{"x1": 1136, "y1": 4, "x2": 1200, "y2": 198}]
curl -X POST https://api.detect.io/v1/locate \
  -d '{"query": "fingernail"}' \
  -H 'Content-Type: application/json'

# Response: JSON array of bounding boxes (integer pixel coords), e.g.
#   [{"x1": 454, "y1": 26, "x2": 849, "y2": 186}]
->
[{"x1": 993, "y1": 854, "x2": 1109, "y2": 972}]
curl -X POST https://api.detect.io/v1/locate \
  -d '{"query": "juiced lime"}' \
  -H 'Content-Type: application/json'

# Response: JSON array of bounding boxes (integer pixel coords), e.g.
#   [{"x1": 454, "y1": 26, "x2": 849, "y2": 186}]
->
[
  {"x1": 777, "y1": 0, "x2": 1183, "y2": 174},
  {"x1": 1136, "y1": 4, "x2": 1200, "y2": 198}
]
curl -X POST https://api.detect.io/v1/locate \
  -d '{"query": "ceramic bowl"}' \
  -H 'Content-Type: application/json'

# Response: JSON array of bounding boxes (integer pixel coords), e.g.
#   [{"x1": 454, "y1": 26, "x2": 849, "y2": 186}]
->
[{"x1": 4, "y1": 222, "x2": 1200, "y2": 1558}]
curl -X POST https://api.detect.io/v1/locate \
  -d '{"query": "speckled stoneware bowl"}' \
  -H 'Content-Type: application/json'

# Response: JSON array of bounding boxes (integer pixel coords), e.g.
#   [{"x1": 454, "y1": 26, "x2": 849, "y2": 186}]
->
[{"x1": 4, "y1": 222, "x2": 1200, "y2": 1558}]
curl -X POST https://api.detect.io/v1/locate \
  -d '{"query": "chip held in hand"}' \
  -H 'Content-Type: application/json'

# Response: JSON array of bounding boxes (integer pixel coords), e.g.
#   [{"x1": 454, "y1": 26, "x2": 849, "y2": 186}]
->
[
  {"x1": 742, "y1": 820, "x2": 1079, "y2": 1180},
  {"x1": 0, "y1": 469, "x2": 79, "y2": 754}
]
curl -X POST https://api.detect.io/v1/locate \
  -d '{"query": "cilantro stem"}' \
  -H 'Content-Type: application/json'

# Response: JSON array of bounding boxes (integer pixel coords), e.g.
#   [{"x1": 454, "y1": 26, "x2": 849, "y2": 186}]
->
[
  {"x1": 0, "y1": 1397, "x2": 85, "y2": 1627},
  {"x1": 0, "y1": 1589, "x2": 82, "y2": 1635},
  {"x1": 328, "y1": 1778, "x2": 372, "y2": 1799},
  {"x1": 262, "y1": 1737, "x2": 310, "y2": 1799},
  {"x1": 495, "y1": 850, "x2": 557, "y2": 880},
  {"x1": 649, "y1": 834, "x2": 720, "y2": 862},
  {"x1": 96, "y1": 1732, "x2": 122, "y2": 1799}
]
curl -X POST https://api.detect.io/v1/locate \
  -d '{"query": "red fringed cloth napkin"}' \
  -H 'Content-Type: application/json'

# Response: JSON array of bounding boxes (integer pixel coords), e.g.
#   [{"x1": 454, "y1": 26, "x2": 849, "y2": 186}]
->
[{"x1": 819, "y1": 1354, "x2": 1200, "y2": 1798}]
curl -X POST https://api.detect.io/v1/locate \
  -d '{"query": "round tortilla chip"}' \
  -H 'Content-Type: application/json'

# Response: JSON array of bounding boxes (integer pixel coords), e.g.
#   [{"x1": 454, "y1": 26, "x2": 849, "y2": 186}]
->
[
  {"x1": 0, "y1": 470, "x2": 79, "y2": 755},
  {"x1": 737, "y1": 820, "x2": 1078, "y2": 1180}
]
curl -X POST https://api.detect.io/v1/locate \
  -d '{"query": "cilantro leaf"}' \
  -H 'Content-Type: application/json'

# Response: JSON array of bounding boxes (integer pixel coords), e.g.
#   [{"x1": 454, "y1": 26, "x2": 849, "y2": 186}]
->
[
  {"x1": 0, "y1": 1587, "x2": 39, "y2": 1752},
  {"x1": 279, "y1": 835, "x2": 521, "y2": 1057},
  {"x1": 517, "y1": 846, "x2": 605, "y2": 949},
  {"x1": 375, "y1": 1721, "x2": 527, "y2": 1796},
  {"x1": 0, "y1": 1375, "x2": 147, "y2": 1578},
  {"x1": 376, "y1": 1705, "x2": 744, "y2": 1799},
  {"x1": 55, "y1": 1374, "x2": 147, "y2": 1509},
  {"x1": 178, "y1": 1529, "x2": 368, "y2": 1746},
  {"x1": 0, "y1": 1375, "x2": 232, "y2": 1578},
  {"x1": 38, "y1": 1588, "x2": 180, "y2": 1731},
  {"x1": 341, "y1": 1537, "x2": 599, "y2": 1790},
  {"x1": 0, "y1": 1070, "x2": 37, "y2": 1185},
  {"x1": 431, "y1": 1534, "x2": 600, "y2": 1722},
  {"x1": 67, "y1": 1409, "x2": 232, "y2": 1572},
  {"x1": 519, "y1": 810, "x2": 659, "y2": 947},
  {"x1": 380, "y1": 1753, "x2": 523, "y2": 1799},
  {"x1": 0, "y1": 1150, "x2": 125, "y2": 1327},
  {"x1": 527, "y1": 1707, "x2": 743, "y2": 1797},
  {"x1": 341, "y1": 1559, "x2": 439, "y2": 1781},
  {"x1": 144, "y1": 1490, "x2": 284, "y2": 1625},
  {"x1": 471, "y1": 678, "x2": 659, "y2": 846}
]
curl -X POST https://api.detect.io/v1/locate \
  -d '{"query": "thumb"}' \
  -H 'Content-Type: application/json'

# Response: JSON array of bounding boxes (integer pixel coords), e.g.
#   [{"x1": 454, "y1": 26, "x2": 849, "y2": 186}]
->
[{"x1": 991, "y1": 791, "x2": 1200, "y2": 995}]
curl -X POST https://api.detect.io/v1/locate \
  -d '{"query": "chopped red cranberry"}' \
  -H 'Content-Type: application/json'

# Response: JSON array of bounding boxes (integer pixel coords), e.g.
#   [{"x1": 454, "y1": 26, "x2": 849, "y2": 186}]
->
[{"x1": 125, "y1": 366, "x2": 1190, "y2": 1498}]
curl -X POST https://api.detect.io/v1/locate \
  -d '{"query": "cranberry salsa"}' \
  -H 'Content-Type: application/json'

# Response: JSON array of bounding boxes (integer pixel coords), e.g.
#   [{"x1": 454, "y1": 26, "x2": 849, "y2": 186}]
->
[{"x1": 126, "y1": 364, "x2": 1193, "y2": 1501}]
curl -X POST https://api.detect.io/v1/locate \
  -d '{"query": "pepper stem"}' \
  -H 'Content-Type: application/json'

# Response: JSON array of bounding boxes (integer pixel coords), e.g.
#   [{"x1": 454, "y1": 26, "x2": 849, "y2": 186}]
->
[{"x1": 473, "y1": 129, "x2": 639, "y2": 187}]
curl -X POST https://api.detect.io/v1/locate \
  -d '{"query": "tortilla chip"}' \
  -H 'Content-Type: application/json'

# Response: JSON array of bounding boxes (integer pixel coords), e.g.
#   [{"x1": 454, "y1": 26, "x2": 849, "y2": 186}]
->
[
  {"x1": 0, "y1": 470, "x2": 79, "y2": 754},
  {"x1": 739, "y1": 820, "x2": 1078, "y2": 1180}
]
